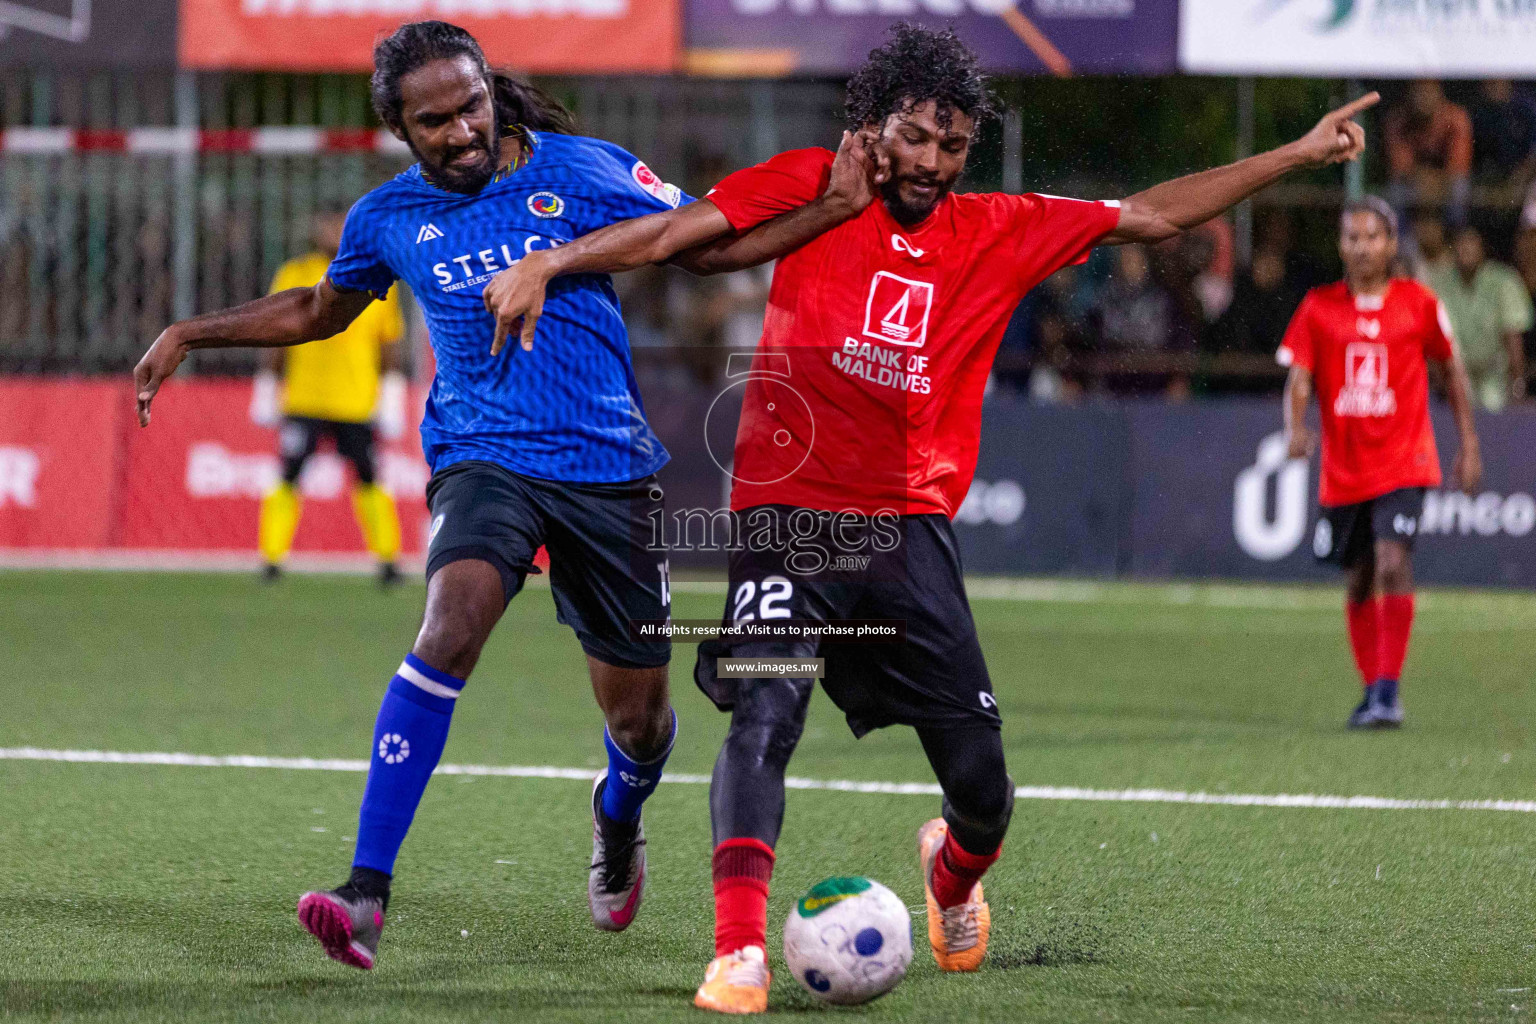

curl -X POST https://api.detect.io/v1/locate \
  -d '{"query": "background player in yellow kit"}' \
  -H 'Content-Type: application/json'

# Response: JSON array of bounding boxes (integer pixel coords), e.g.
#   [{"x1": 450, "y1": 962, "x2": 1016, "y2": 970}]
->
[{"x1": 250, "y1": 210, "x2": 409, "y2": 585}]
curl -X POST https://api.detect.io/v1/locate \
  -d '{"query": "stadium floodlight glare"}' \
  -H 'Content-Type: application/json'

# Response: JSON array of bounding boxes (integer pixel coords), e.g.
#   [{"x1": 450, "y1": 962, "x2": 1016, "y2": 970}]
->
[{"x1": 0, "y1": 0, "x2": 90, "y2": 42}]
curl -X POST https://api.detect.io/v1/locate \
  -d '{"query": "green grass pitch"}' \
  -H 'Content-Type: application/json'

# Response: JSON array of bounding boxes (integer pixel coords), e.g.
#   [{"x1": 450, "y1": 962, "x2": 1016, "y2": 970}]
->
[{"x1": 2, "y1": 570, "x2": 1534, "y2": 1022}]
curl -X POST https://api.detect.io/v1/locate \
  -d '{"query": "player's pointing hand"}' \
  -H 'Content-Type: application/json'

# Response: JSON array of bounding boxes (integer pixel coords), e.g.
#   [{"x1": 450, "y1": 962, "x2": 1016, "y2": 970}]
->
[
  {"x1": 133, "y1": 327, "x2": 189, "y2": 427},
  {"x1": 1296, "y1": 92, "x2": 1379, "y2": 168},
  {"x1": 483, "y1": 257, "x2": 551, "y2": 356}
]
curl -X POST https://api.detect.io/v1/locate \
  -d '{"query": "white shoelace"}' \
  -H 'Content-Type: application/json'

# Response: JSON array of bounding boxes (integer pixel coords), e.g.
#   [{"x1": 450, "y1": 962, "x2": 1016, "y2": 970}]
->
[
  {"x1": 940, "y1": 901, "x2": 981, "y2": 952},
  {"x1": 723, "y1": 950, "x2": 769, "y2": 988}
]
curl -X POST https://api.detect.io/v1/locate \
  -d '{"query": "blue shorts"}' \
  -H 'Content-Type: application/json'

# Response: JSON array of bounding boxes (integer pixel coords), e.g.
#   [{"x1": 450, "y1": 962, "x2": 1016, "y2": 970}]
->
[{"x1": 425, "y1": 460, "x2": 670, "y2": 669}]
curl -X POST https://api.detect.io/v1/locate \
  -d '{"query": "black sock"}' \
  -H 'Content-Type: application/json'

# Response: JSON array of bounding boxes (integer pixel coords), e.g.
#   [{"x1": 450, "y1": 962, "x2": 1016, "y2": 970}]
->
[{"x1": 342, "y1": 866, "x2": 392, "y2": 912}]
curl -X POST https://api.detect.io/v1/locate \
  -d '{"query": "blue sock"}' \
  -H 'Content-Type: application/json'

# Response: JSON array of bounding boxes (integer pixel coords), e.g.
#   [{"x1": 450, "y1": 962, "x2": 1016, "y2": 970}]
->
[
  {"x1": 600, "y1": 710, "x2": 676, "y2": 824},
  {"x1": 353, "y1": 653, "x2": 465, "y2": 875}
]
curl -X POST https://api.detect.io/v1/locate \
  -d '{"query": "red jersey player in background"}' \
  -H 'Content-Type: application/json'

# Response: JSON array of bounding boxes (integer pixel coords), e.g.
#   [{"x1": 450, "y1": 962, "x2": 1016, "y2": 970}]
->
[
  {"x1": 1279, "y1": 196, "x2": 1480, "y2": 730},
  {"x1": 483, "y1": 25, "x2": 1382, "y2": 1014}
]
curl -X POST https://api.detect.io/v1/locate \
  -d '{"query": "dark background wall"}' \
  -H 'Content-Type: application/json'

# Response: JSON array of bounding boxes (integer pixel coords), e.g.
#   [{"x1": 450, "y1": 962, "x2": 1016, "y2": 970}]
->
[{"x1": 650, "y1": 390, "x2": 1536, "y2": 587}]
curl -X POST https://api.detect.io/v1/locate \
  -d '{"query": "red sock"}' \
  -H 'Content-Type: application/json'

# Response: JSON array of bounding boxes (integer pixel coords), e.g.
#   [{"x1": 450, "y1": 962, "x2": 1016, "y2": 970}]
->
[
  {"x1": 712, "y1": 838, "x2": 774, "y2": 956},
  {"x1": 1377, "y1": 593, "x2": 1415, "y2": 682},
  {"x1": 1345, "y1": 597, "x2": 1380, "y2": 687},
  {"x1": 930, "y1": 831, "x2": 1000, "y2": 910}
]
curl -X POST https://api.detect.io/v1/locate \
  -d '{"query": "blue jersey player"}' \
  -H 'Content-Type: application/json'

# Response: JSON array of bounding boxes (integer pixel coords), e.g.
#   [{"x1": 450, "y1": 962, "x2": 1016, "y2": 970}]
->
[{"x1": 133, "y1": 20, "x2": 880, "y2": 970}]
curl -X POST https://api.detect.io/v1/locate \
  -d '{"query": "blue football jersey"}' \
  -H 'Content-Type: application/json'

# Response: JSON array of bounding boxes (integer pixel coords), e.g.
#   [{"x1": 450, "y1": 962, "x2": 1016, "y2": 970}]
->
[{"x1": 326, "y1": 131, "x2": 691, "y2": 483}]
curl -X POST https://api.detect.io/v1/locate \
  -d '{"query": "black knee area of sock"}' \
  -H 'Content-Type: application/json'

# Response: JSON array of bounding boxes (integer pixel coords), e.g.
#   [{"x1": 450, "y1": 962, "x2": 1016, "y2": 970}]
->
[
  {"x1": 919, "y1": 724, "x2": 1013, "y2": 856},
  {"x1": 344, "y1": 866, "x2": 393, "y2": 912},
  {"x1": 724, "y1": 677, "x2": 813, "y2": 771},
  {"x1": 943, "y1": 779, "x2": 1014, "y2": 856},
  {"x1": 711, "y1": 676, "x2": 814, "y2": 847}
]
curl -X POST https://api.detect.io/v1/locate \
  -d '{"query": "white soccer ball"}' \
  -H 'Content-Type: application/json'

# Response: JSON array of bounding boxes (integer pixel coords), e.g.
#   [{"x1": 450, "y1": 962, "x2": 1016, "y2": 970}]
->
[{"x1": 783, "y1": 876, "x2": 912, "y2": 1005}]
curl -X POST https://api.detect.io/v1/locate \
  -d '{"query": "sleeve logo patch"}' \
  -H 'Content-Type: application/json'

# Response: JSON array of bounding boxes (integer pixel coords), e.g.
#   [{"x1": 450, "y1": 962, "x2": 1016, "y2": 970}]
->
[
  {"x1": 527, "y1": 192, "x2": 565, "y2": 219},
  {"x1": 631, "y1": 161, "x2": 683, "y2": 208}
]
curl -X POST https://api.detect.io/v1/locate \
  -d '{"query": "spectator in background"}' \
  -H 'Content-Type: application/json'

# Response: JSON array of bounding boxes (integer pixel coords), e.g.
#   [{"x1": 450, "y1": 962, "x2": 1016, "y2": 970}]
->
[
  {"x1": 1470, "y1": 80, "x2": 1536, "y2": 188},
  {"x1": 615, "y1": 264, "x2": 703, "y2": 390},
  {"x1": 1410, "y1": 210, "x2": 1452, "y2": 277},
  {"x1": 1187, "y1": 218, "x2": 1235, "y2": 323},
  {"x1": 993, "y1": 292, "x2": 1040, "y2": 396},
  {"x1": 666, "y1": 149, "x2": 776, "y2": 384},
  {"x1": 1099, "y1": 244, "x2": 1190, "y2": 400},
  {"x1": 685, "y1": 262, "x2": 775, "y2": 383},
  {"x1": 709, "y1": 264, "x2": 773, "y2": 350},
  {"x1": 1002, "y1": 263, "x2": 1099, "y2": 402},
  {"x1": 1423, "y1": 225, "x2": 1534, "y2": 410},
  {"x1": 1168, "y1": 230, "x2": 1223, "y2": 325},
  {"x1": 1154, "y1": 234, "x2": 1213, "y2": 362},
  {"x1": 1254, "y1": 207, "x2": 1324, "y2": 293},
  {"x1": 614, "y1": 264, "x2": 673, "y2": 350},
  {"x1": 1203, "y1": 212, "x2": 1310, "y2": 395},
  {"x1": 1208, "y1": 246, "x2": 1308, "y2": 357},
  {"x1": 1514, "y1": 213, "x2": 1536, "y2": 373},
  {"x1": 1386, "y1": 80, "x2": 1473, "y2": 229}
]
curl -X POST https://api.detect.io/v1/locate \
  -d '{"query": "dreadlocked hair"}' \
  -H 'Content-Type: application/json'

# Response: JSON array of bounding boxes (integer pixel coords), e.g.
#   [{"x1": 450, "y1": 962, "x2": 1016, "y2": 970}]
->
[
  {"x1": 844, "y1": 23, "x2": 995, "y2": 134},
  {"x1": 370, "y1": 21, "x2": 576, "y2": 136}
]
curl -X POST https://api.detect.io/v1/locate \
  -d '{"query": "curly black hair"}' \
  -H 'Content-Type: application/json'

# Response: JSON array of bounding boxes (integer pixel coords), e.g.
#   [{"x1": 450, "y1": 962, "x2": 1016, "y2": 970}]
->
[{"x1": 844, "y1": 23, "x2": 995, "y2": 134}]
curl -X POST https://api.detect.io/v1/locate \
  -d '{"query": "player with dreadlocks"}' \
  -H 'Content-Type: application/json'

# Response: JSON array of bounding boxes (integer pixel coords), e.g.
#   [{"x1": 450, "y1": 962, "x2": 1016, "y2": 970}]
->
[
  {"x1": 482, "y1": 23, "x2": 1380, "y2": 1012},
  {"x1": 133, "y1": 20, "x2": 885, "y2": 971}
]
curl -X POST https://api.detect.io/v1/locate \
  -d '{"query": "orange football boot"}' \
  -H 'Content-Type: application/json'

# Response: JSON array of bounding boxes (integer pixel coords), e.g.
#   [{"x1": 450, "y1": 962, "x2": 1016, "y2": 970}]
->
[
  {"x1": 917, "y1": 818, "x2": 991, "y2": 972},
  {"x1": 694, "y1": 944, "x2": 770, "y2": 1014}
]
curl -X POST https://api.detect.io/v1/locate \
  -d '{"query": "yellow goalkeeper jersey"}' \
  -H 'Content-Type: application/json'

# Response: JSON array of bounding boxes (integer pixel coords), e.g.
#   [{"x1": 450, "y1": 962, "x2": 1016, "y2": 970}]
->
[{"x1": 270, "y1": 252, "x2": 405, "y2": 424}]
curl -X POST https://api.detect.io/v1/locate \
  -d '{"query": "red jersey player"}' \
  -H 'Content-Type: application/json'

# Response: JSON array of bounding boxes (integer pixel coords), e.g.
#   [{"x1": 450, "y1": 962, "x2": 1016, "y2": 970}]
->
[
  {"x1": 1278, "y1": 196, "x2": 1479, "y2": 730},
  {"x1": 485, "y1": 25, "x2": 1382, "y2": 1013}
]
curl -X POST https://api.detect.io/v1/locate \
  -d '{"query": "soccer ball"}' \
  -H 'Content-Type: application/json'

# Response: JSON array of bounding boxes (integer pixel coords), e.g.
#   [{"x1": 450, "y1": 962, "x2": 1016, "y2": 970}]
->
[{"x1": 783, "y1": 876, "x2": 912, "y2": 1005}]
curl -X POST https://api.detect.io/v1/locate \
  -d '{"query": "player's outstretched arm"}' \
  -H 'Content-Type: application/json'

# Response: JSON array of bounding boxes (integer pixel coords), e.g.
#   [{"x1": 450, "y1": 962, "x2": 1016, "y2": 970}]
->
[
  {"x1": 133, "y1": 280, "x2": 373, "y2": 427},
  {"x1": 483, "y1": 130, "x2": 882, "y2": 354},
  {"x1": 484, "y1": 200, "x2": 735, "y2": 355},
  {"x1": 1283, "y1": 366, "x2": 1315, "y2": 460},
  {"x1": 1440, "y1": 342, "x2": 1483, "y2": 494},
  {"x1": 669, "y1": 129, "x2": 887, "y2": 276},
  {"x1": 1104, "y1": 93, "x2": 1380, "y2": 246}
]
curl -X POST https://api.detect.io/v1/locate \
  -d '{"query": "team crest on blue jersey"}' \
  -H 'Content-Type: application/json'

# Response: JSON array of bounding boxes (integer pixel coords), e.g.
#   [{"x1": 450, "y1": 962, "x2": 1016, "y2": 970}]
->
[{"x1": 528, "y1": 192, "x2": 565, "y2": 218}]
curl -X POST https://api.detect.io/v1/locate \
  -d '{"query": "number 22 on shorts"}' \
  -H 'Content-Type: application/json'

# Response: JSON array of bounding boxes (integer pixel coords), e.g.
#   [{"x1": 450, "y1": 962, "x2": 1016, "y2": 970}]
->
[{"x1": 732, "y1": 576, "x2": 794, "y2": 622}]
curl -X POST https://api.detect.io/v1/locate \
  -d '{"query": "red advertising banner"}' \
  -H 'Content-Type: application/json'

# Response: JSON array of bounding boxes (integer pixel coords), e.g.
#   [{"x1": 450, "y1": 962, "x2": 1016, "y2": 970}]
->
[
  {"x1": 117, "y1": 379, "x2": 433, "y2": 555},
  {"x1": 0, "y1": 379, "x2": 123, "y2": 549},
  {"x1": 0, "y1": 377, "x2": 434, "y2": 564},
  {"x1": 179, "y1": 0, "x2": 680, "y2": 73}
]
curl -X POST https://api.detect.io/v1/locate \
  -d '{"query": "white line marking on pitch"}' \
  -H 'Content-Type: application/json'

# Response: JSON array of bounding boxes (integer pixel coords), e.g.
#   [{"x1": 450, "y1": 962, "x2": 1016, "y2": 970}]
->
[{"x1": 4, "y1": 747, "x2": 1534, "y2": 814}]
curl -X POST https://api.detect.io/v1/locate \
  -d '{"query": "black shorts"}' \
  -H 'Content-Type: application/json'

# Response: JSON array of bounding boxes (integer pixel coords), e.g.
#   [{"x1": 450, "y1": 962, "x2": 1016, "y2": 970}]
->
[
  {"x1": 279, "y1": 416, "x2": 376, "y2": 485},
  {"x1": 694, "y1": 506, "x2": 999, "y2": 738},
  {"x1": 425, "y1": 461, "x2": 670, "y2": 669},
  {"x1": 1313, "y1": 487, "x2": 1425, "y2": 568}
]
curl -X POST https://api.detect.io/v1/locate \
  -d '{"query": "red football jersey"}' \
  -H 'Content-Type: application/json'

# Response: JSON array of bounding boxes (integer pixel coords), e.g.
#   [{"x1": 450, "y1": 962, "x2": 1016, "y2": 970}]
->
[
  {"x1": 705, "y1": 147, "x2": 1121, "y2": 516},
  {"x1": 1277, "y1": 278, "x2": 1455, "y2": 507}
]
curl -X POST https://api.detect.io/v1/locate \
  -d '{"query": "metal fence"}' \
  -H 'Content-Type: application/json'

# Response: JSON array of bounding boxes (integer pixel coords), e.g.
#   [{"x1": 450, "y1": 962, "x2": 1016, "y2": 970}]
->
[
  {"x1": 0, "y1": 72, "x2": 845, "y2": 374},
  {"x1": 7, "y1": 71, "x2": 1525, "y2": 383}
]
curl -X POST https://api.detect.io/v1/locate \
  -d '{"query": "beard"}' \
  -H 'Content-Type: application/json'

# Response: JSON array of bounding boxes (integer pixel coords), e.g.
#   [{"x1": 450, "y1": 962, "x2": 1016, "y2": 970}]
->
[
  {"x1": 879, "y1": 174, "x2": 953, "y2": 227},
  {"x1": 414, "y1": 121, "x2": 502, "y2": 195}
]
